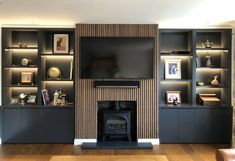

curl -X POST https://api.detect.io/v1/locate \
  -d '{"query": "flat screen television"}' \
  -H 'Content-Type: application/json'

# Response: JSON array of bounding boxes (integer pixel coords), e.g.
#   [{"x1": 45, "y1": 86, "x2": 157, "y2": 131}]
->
[{"x1": 80, "y1": 37, "x2": 154, "y2": 79}]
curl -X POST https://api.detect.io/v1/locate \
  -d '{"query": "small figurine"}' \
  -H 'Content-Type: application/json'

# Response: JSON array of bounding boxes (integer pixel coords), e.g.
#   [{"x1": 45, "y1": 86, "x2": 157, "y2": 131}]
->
[
  {"x1": 206, "y1": 52, "x2": 213, "y2": 67},
  {"x1": 53, "y1": 90, "x2": 59, "y2": 105},
  {"x1": 19, "y1": 93, "x2": 27, "y2": 105},
  {"x1": 211, "y1": 76, "x2": 219, "y2": 86},
  {"x1": 202, "y1": 40, "x2": 213, "y2": 48}
]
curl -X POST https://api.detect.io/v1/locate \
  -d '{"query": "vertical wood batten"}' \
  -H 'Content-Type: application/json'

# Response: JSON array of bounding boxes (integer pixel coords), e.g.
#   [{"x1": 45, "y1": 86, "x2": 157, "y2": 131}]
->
[{"x1": 75, "y1": 24, "x2": 158, "y2": 139}]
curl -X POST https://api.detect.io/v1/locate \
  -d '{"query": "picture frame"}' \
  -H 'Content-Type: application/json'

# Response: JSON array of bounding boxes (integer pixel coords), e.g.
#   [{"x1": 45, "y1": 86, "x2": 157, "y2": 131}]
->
[
  {"x1": 41, "y1": 89, "x2": 50, "y2": 105},
  {"x1": 20, "y1": 71, "x2": 33, "y2": 84},
  {"x1": 166, "y1": 91, "x2": 181, "y2": 104},
  {"x1": 165, "y1": 59, "x2": 181, "y2": 79},
  {"x1": 27, "y1": 95, "x2": 37, "y2": 104},
  {"x1": 53, "y1": 34, "x2": 69, "y2": 54}
]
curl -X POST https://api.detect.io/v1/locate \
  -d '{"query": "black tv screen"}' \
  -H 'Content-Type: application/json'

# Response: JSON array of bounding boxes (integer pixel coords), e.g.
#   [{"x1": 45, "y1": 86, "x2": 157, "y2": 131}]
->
[{"x1": 80, "y1": 37, "x2": 154, "y2": 79}]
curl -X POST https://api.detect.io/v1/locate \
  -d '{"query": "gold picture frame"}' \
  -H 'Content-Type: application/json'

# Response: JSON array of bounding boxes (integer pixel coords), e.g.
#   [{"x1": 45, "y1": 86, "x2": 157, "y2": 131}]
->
[
  {"x1": 166, "y1": 91, "x2": 181, "y2": 104},
  {"x1": 20, "y1": 71, "x2": 33, "y2": 84},
  {"x1": 53, "y1": 34, "x2": 69, "y2": 54}
]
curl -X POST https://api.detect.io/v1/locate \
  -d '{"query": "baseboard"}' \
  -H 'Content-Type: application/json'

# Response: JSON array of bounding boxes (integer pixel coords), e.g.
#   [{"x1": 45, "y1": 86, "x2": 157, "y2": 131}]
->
[
  {"x1": 138, "y1": 139, "x2": 159, "y2": 145},
  {"x1": 74, "y1": 139, "x2": 97, "y2": 145},
  {"x1": 74, "y1": 138, "x2": 159, "y2": 145}
]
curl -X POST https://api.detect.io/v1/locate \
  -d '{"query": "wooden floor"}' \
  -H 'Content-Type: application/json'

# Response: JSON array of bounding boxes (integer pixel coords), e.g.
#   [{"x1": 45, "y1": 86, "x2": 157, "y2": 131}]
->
[{"x1": 0, "y1": 144, "x2": 231, "y2": 161}]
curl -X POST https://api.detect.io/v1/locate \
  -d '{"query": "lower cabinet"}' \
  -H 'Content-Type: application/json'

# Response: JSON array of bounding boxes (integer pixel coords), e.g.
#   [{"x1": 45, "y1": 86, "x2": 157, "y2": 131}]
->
[
  {"x1": 1, "y1": 107, "x2": 74, "y2": 143},
  {"x1": 160, "y1": 107, "x2": 232, "y2": 144}
]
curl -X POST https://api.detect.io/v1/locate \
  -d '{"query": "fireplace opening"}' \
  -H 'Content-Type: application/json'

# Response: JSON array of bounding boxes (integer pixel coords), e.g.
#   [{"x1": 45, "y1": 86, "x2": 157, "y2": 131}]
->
[{"x1": 97, "y1": 101, "x2": 137, "y2": 142}]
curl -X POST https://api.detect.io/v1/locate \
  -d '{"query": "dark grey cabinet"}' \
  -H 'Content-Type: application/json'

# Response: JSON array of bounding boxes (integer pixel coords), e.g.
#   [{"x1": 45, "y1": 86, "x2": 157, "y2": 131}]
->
[
  {"x1": 38, "y1": 108, "x2": 74, "y2": 143},
  {"x1": 160, "y1": 109, "x2": 178, "y2": 143},
  {"x1": 195, "y1": 108, "x2": 232, "y2": 143},
  {"x1": 160, "y1": 107, "x2": 232, "y2": 143},
  {"x1": 178, "y1": 109, "x2": 196, "y2": 143},
  {"x1": 2, "y1": 109, "x2": 22, "y2": 143},
  {"x1": 1, "y1": 108, "x2": 74, "y2": 143}
]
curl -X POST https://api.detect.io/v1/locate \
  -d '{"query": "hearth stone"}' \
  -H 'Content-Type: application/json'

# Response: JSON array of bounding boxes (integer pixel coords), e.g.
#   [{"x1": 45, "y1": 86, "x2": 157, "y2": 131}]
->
[{"x1": 81, "y1": 142, "x2": 153, "y2": 149}]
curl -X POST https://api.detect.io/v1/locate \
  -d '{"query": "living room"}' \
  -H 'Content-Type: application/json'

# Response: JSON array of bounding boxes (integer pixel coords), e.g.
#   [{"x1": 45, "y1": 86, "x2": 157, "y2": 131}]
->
[{"x1": 0, "y1": 0, "x2": 235, "y2": 161}]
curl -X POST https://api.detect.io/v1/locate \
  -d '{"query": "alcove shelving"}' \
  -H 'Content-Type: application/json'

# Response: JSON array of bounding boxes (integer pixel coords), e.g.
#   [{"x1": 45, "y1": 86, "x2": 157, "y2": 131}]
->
[
  {"x1": 195, "y1": 29, "x2": 231, "y2": 107},
  {"x1": 2, "y1": 29, "x2": 39, "y2": 106},
  {"x1": 40, "y1": 29, "x2": 75, "y2": 107},
  {"x1": 159, "y1": 29, "x2": 232, "y2": 144},
  {"x1": 159, "y1": 30, "x2": 193, "y2": 107},
  {"x1": 1, "y1": 27, "x2": 75, "y2": 143}
]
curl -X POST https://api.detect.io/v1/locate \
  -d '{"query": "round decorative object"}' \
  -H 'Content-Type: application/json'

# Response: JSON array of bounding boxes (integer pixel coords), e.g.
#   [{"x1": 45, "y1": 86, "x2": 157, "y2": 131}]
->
[
  {"x1": 21, "y1": 58, "x2": 29, "y2": 66},
  {"x1": 47, "y1": 67, "x2": 61, "y2": 79}
]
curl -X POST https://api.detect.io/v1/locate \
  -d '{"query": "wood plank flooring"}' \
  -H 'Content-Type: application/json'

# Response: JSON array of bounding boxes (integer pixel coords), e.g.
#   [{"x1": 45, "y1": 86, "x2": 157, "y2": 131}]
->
[{"x1": 0, "y1": 144, "x2": 231, "y2": 161}]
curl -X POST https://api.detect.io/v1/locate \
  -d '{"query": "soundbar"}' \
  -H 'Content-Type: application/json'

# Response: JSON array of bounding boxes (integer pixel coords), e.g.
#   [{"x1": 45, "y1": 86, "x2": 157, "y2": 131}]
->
[{"x1": 94, "y1": 81, "x2": 140, "y2": 88}]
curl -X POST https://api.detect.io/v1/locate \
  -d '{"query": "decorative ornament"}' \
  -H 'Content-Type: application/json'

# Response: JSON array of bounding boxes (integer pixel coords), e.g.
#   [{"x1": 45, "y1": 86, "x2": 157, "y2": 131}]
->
[
  {"x1": 211, "y1": 76, "x2": 219, "y2": 86},
  {"x1": 202, "y1": 39, "x2": 213, "y2": 48},
  {"x1": 47, "y1": 67, "x2": 61, "y2": 79},
  {"x1": 21, "y1": 58, "x2": 29, "y2": 66}
]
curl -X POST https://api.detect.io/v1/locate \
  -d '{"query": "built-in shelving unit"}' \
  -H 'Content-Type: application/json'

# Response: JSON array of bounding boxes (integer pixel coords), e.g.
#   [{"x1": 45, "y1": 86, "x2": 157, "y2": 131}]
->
[
  {"x1": 159, "y1": 29, "x2": 232, "y2": 144},
  {"x1": 1, "y1": 28, "x2": 75, "y2": 143}
]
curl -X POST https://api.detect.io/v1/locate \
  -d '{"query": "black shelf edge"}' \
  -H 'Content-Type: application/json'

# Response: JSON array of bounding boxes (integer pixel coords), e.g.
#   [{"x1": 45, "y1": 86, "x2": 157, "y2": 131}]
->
[
  {"x1": 196, "y1": 85, "x2": 227, "y2": 88},
  {"x1": 4, "y1": 47, "x2": 38, "y2": 49},
  {"x1": 160, "y1": 79, "x2": 192, "y2": 82},
  {"x1": 3, "y1": 85, "x2": 38, "y2": 88},
  {"x1": 41, "y1": 54, "x2": 74, "y2": 56},
  {"x1": 94, "y1": 81, "x2": 140, "y2": 88},
  {"x1": 2, "y1": 104, "x2": 74, "y2": 109},
  {"x1": 4, "y1": 66, "x2": 38, "y2": 69},
  {"x1": 160, "y1": 103, "x2": 232, "y2": 109},
  {"x1": 196, "y1": 67, "x2": 228, "y2": 70},
  {"x1": 42, "y1": 79, "x2": 73, "y2": 82},
  {"x1": 196, "y1": 48, "x2": 229, "y2": 51},
  {"x1": 40, "y1": 105, "x2": 75, "y2": 108},
  {"x1": 160, "y1": 51, "x2": 191, "y2": 54}
]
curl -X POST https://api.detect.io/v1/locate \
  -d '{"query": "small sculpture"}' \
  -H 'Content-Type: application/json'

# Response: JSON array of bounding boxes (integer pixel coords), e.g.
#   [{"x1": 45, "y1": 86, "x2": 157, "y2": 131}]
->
[
  {"x1": 19, "y1": 93, "x2": 27, "y2": 105},
  {"x1": 18, "y1": 42, "x2": 28, "y2": 48},
  {"x1": 53, "y1": 90, "x2": 59, "y2": 105},
  {"x1": 206, "y1": 52, "x2": 213, "y2": 67},
  {"x1": 211, "y1": 76, "x2": 219, "y2": 86},
  {"x1": 202, "y1": 40, "x2": 213, "y2": 48}
]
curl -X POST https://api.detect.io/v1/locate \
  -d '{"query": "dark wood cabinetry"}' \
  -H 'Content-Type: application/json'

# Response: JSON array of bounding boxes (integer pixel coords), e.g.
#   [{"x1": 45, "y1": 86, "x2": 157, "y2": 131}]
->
[
  {"x1": 1, "y1": 28, "x2": 75, "y2": 143},
  {"x1": 159, "y1": 29, "x2": 232, "y2": 144}
]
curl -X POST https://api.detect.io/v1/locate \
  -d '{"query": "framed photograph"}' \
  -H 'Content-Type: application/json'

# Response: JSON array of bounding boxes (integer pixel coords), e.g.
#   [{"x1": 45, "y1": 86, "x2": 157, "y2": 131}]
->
[
  {"x1": 20, "y1": 71, "x2": 33, "y2": 84},
  {"x1": 53, "y1": 34, "x2": 69, "y2": 54},
  {"x1": 41, "y1": 89, "x2": 50, "y2": 105},
  {"x1": 166, "y1": 91, "x2": 181, "y2": 104},
  {"x1": 27, "y1": 95, "x2": 37, "y2": 104},
  {"x1": 165, "y1": 59, "x2": 181, "y2": 79}
]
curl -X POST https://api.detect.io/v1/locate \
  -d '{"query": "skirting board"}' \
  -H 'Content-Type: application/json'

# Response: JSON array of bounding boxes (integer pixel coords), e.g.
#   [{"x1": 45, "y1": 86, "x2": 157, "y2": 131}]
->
[{"x1": 74, "y1": 138, "x2": 159, "y2": 145}]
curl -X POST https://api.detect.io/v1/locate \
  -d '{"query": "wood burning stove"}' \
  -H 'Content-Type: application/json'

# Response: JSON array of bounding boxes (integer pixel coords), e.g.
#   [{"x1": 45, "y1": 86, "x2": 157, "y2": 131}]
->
[
  {"x1": 103, "y1": 111, "x2": 131, "y2": 142},
  {"x1": 97, "y1": 101, "x2": 137, "y2": 143}
]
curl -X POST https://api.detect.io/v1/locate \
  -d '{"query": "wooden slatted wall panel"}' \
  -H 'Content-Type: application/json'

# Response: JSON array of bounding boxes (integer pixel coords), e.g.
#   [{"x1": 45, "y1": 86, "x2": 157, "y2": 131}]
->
[{"x1": 75, "y1": 24, "x2": 158, "y2": 139}]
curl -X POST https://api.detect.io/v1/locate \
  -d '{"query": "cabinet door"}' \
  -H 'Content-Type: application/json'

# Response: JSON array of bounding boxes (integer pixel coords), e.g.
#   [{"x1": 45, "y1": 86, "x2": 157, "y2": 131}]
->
[
  {"x1": 2, "y1": 109, "x2": 21, "y2": 143},
  {"x1": 160, "y1": 109, "x2": 178, "y2": 143},
  {"x1": 210, "y1": 109, "x2": 232, "y2": 143},
  {"x1": 195, "y1": 108, "x2": 232, "y2": 143},
  {"x1": 20, "y1": 109, "x2": 39, "y2": 143},
  {"x1": 178, "y1": 109, "x2": 196, "y2": 143},
  {"x1": 38, "y1": 108, "x2": 74, "y2": 143}
]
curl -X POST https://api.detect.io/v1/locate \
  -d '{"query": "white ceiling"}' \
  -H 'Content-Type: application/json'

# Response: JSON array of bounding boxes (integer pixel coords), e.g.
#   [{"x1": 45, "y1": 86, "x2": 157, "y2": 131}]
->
[{"x1": 0, "y1": 0, "x2": 235, "y2": 28}]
